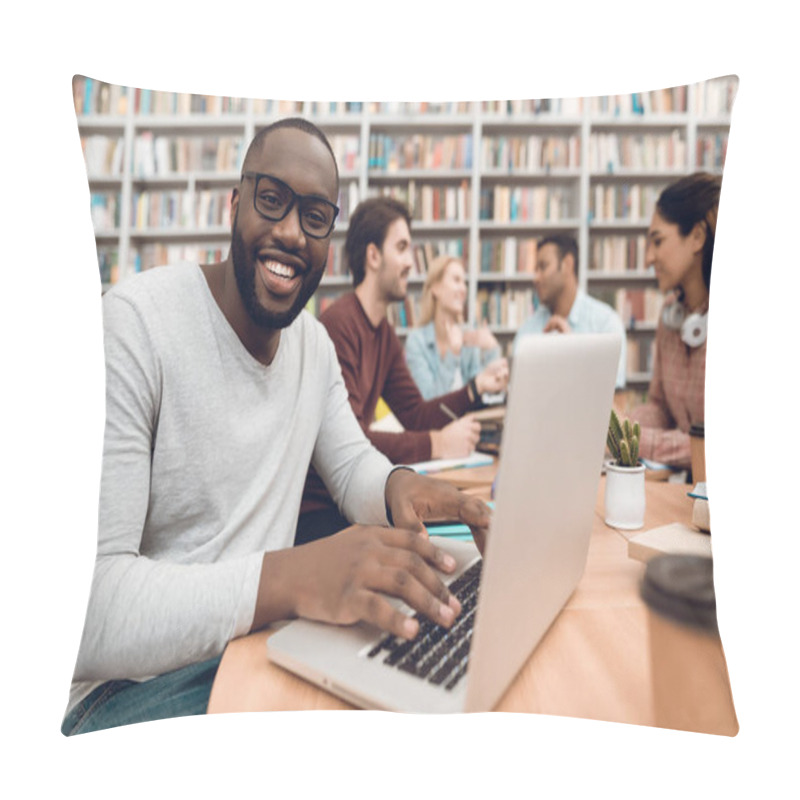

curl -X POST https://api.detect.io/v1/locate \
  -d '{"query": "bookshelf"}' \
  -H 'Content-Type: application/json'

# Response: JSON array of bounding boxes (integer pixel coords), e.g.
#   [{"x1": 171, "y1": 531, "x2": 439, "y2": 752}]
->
[{"x1": 74, "y1": 75, "x2": 736, "y2": 390}]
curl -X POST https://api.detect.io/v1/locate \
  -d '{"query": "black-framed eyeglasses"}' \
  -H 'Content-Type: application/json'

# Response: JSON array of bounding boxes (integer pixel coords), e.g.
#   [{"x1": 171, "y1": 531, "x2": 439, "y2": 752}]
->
[{"x1": 241, "y1": 171, "x2": 339, "y2": 239}]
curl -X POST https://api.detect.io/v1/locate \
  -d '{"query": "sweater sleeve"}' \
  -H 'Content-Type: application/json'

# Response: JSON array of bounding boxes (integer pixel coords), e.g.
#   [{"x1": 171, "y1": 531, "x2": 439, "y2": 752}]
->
[
  {"x1": 324, "y1": 299, "x2": 475, "y2": 465},
  {"x1": 630, "y1": 325, "x2": 691, "y2": 468},
  {"x1": 310, "y1": 334, "x2": 394, "y2": 523},
  {"x1": 74, "y1": 293, "x2": 264, "y2": 682},
  {"x1": 376, "y1": 341, "x2": 476, "y2": 462}
]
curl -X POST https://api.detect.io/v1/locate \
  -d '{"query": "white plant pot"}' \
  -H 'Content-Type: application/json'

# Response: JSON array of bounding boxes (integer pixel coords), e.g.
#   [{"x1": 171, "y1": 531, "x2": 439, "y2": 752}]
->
[{"x1": 604, "y1": 461, "x2": 646, "y2": 529}]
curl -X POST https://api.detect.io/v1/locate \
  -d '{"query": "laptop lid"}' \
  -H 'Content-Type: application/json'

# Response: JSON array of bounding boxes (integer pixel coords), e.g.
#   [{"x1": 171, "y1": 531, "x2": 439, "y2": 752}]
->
[
  {"x1": 267, "y1": 332, "x2": 620, "y2": 713},
  {"x1": 464, "y1": 332, "x2": 620, "y2": 711}
]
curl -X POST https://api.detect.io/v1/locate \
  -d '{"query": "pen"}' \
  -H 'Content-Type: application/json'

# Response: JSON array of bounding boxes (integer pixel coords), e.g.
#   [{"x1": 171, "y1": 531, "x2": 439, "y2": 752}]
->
[{"x1": 439, "y1": 403, "x2": 459, "y2": 421}]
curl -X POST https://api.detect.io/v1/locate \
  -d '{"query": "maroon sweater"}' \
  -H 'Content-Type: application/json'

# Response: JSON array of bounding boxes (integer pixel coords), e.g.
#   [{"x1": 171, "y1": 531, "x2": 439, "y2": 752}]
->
[{"x1": 300, "y1": 292, "x2": 476, "y2": 514}]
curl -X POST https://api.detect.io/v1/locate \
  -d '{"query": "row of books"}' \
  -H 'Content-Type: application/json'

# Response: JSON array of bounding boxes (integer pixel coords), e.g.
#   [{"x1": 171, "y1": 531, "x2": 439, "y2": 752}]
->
[
  {"x1": 588, "y1": 87, "x2": 688, "y2": 116},
  {"x1": 413, "y1": 239, "x2": 468, "y2": 275},
  {"x1": 82, "y1": 131, "x2": 358, "y2": 188},
  {"x1": 132, "y1": 133, "x2": 243, "y2": 177},
  {"x1": 625, "y1": 338, "x2": 655, "y2": 376},
  {"x1": 479, "y1": 185, "x2": 574, "y2": 223},
  {"x1": 253, "y1": 100, "x2": 364, "y2": 116},
  {"x1": 368, "y1": 134, "x2": 473, "y2": 171},
  {"x1": 136, "y1": 89, "x2": 245, "y2": 116},
  {"x1": 588, "y1": 130, "x2": 687, "y2": 172},
  {"x1": 90, "y1": 193, "x2": 121, "y2": 230},
  {"x1": 76, "y1": 76, "x2": 736, "y2": 121},
  {"x1": 89, "y1": 129, "x2": 718, "y2": 183},
  {"x1": 335, "y1": 181, "x2": 361, "y2": 225},
  {"x1": 81, "y1": 135, "x2": 125, "y2": 176},
  {"x1": 481, "y1": 135, "x2": 581, "y2": 170},
  {"x1": 595, "y1": 286, "x2": 664, "y2": 327},
  {"x1": 693, "y1": 77, "x2": 738, "y2": 116},
  {"x1": 589, "y1": 183, "x2": 666, "y2": 223},
  {"x1": 589, "y1": 234, "x2": 648, "y2": 273},
  {"x1": 328, "y1": 135, "x2": 361, "y2": 172},
  {"x1": 476, "y1": 288, "x2": 534, "y2": 329},
  {"x1": 480, "y1": 237, "x2": 539, "y2": 275},
  {"x1": 134, "y1": 243, "x2": 229, "y2": 273},
  {"x1": 73, "y1": 77, "x2": 129, "y2": 116},
  {"x1": 131, "y1": 189, "x2": 232, "y2": 230},
  {"x1": 482, "y1": 98, "x2": 583, "y2": 116},
  {"x1": 367, "y1": 102, "x2": 472, "y2": 115},
  {"x1": 98, "y1": 237, "x2": 465, "y2": 286},
  {"x1": 97, "y1": 231, "x2": 654, "y2": 288},
  {"x1": 372, "y1": 181, "x2": 471, "y2": 223},
  {"x1": 74, "y1": 79, "x2": 368, "y2": 119},
  {"x1": 321, "y1": 236, "x2": 468, "y2": 279},
  {"x1": 133, "y1": 87, "x2": 248, "y2": 116},
  {"x1": 386, "y1": 295, "x2": 422, "y2": 330},
  {"x1": 696, "y1": 132, "x2": 730, "y2": 170},
  {"x1": 325, "y1": 242, "x2": 346, "y2": 277}
]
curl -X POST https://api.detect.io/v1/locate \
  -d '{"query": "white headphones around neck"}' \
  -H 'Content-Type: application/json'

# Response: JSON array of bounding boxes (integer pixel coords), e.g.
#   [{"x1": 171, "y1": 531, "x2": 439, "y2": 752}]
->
[{"x1": 662, "y1": 300, "x2": 708, "y2": 348}]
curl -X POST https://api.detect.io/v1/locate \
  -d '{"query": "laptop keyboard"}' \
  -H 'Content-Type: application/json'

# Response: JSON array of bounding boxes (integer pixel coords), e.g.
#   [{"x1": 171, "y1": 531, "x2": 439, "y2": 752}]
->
[{"x1": 365, "y1": 560, "x2": 482, "y2": 691}]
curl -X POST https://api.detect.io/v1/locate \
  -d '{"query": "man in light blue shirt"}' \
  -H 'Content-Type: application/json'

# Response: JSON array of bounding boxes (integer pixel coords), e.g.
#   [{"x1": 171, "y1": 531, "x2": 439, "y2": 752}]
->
[{"x1": 513, "y1": 235, "x2": 627, "y2": 388}]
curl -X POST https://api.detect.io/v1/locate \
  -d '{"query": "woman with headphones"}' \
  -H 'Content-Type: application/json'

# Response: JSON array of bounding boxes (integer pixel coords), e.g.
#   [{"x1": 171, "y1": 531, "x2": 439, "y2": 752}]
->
[{"x1": 632, "y1": 171, "x2": 721, "y2": 472}]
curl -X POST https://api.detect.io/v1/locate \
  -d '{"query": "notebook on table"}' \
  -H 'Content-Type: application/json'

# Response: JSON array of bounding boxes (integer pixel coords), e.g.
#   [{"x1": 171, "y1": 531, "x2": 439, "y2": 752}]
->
[{"x1": 267, "y1": 332, "x2": 621, "y2": 713}]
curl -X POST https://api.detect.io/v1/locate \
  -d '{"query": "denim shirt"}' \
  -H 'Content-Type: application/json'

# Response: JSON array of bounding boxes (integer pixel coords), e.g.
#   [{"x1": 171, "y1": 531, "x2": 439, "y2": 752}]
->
[{"x1": 405, "y1": 322, "x2": 500, "y2": 400}]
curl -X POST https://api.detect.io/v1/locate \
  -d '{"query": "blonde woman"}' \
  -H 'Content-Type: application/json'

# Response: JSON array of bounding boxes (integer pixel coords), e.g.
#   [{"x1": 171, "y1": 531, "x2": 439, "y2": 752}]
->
[{"x1": 405, "y1": 255, "x2": 509, "y2": 401}]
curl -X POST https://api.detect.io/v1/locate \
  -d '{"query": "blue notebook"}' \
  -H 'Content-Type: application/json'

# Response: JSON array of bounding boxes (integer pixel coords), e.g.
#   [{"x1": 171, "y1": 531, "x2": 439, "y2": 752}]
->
[{"x1": 427, "y1": 502, "x2": 495, "y2": 541}]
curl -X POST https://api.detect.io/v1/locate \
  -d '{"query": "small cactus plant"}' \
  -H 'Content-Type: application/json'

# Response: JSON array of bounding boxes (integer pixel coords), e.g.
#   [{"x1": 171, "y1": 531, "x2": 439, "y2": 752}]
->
[{"x1": 607, "y1": 410, "x2": 640, "y2": 467}]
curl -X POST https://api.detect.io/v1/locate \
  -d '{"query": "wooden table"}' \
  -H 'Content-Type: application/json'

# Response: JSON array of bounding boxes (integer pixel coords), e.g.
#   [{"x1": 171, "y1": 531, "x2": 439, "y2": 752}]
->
[{"x1": 207, "y1": 474, "x2": 735, "y2": 733}]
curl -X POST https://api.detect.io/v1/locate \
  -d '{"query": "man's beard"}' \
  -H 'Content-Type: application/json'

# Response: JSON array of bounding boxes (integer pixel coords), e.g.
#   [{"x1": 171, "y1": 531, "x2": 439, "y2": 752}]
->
[
  {"x1": 379, "y1": 267, "x2": 408, "y2": 305},
  {"x1": 231, "y1": 213, "x2": 325, "y2": 330}
]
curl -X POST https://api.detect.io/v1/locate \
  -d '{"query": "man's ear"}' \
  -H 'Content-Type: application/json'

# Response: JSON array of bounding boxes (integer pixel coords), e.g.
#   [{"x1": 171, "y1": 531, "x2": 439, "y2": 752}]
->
[
  {"x1": 365, "y1": 241, "x2": 381, "y2": 272},
  {"x1": 561, "y1": 252, "x2": 576, "y2": 275}
]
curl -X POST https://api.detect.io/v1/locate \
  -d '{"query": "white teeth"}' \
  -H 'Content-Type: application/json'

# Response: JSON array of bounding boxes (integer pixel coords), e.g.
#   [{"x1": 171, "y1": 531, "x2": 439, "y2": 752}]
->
[{"x1": 264, "y1": 260, "x2": 295, "y2": 279}]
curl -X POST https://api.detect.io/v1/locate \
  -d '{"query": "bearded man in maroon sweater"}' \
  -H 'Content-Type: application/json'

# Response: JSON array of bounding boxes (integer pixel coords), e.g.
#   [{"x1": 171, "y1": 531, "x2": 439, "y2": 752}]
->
[{"x1": 297, "y1": 197, "x2": 509, "y2": 544}]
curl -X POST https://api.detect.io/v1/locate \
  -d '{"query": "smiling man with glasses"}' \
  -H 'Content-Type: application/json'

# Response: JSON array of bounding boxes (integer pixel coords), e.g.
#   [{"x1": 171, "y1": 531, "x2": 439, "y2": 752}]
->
[{"x1": 62, "y1": 118, "x2": 490, "y2": 735}]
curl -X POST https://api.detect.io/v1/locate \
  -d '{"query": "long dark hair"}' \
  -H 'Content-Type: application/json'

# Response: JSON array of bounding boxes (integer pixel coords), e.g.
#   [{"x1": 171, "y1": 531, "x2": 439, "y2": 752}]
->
[{"x1": 656, "y1": 172, "x2": 721, "y2": 291}]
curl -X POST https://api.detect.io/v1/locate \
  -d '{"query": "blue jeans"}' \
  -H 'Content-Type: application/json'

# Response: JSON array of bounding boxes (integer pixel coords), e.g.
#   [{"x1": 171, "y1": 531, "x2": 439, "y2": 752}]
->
[{"x1": 61, "y1": 654, "x2": 222, "y2": 736}]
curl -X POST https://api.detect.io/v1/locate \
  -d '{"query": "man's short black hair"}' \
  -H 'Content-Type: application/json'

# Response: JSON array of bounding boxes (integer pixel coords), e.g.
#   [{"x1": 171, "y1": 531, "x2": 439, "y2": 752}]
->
[
  {"x1": 241, "y1": 116, "x2": 340, "y2": 191},
  {"x1": 538, "y1": 234, "x2": 578, "y2": 274},
  {"x1": 345, "y1": 196, "x2": 412, "y2": 287}
]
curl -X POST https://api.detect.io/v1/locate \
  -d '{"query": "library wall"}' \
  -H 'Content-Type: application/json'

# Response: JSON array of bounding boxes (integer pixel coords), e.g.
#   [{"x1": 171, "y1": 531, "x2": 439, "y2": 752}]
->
[{"x1": 74, "y1": 76, "x2": 736, "y2": 393}]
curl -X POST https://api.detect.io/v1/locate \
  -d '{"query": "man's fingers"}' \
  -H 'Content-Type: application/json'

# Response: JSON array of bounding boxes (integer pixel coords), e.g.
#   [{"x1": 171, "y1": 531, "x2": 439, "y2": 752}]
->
[
  {"x1": 352, "y1": 589, "x2": 420, "y2": 640},
  {"x1": 372, "y1": 562, "x2": 459, "y2": 625},
  {"x1": 469, "y1": 525, "x2": 488, "y2": 555},
  {"x1": 457, "y1": 495, "x2": 492, "y2": 529},
  {"x1": 352, "y1": 554, "x2": 461, "y2": 638},
  {"x1": 387, "y1": 503, "x2": 427, "y2": 535},
  {"x1": 381, "y1": 526, "x2": 457, "y2": 574}
]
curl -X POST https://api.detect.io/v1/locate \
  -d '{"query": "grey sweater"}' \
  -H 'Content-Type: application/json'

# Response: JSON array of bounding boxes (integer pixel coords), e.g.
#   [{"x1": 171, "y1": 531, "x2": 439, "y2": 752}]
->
[{"x1": 68, "y1": 263, "x2": 392, "y2": 711}]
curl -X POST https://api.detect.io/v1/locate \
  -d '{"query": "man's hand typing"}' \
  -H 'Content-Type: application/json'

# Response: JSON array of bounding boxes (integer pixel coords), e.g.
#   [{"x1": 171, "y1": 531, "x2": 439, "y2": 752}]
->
[
  {"x1": 385, "y1": 467, "x2": 490, "y2": 554},
  {"x1": 254, "y1": 526, "x2": 462, "y2": 640}
]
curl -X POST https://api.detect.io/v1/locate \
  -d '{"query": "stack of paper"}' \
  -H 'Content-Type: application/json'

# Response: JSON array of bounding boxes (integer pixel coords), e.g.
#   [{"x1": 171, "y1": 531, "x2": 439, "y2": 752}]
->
[
  {"x1": 628, "y1": 522, "x2": 712, "y2": 563},
  {"x1": 408, "y1": 452, "x2": 494, "y2": 475}
]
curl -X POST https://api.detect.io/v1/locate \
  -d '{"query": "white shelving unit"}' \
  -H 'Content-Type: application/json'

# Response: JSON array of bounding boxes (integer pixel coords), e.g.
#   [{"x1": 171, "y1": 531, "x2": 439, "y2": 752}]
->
[{"x1": 75, "y1": 76, "x2": 736, "y2": 390}]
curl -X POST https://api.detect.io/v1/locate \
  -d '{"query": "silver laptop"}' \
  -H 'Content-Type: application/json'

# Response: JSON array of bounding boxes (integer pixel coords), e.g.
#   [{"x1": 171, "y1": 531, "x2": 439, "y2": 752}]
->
[{"x1": 267, "y1": 332, "x2": 621, "y2": 713}]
